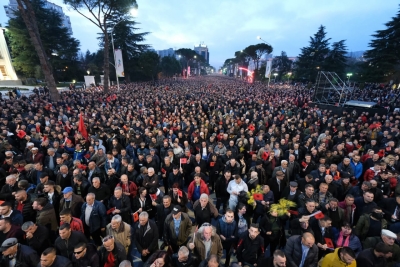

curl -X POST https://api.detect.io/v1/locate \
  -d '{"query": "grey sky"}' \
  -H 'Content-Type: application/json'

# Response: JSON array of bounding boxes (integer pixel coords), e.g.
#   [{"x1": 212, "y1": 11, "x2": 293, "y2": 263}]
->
[{"x1": 1, "y1": 0, "x2": 399, "y2": 69}]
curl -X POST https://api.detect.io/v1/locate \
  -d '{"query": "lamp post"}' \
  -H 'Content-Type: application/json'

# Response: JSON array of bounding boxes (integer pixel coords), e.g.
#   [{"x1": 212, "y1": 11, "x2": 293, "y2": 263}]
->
[
  {"x1": 347, "y1": 73, "x2": 353, "y2": 85},
  {"x1": 287, "y1": 72, "x2": 292, "y2": 82},
  {"x1": 273, "y1": 73, "x2": 278, "y2": 82}
]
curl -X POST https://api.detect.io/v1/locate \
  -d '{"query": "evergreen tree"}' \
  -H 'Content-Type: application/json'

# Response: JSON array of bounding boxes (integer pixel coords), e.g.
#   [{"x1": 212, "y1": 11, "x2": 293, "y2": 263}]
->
[
  {"x1": 364, "y1": 7, "x2": 400, "y2": 81},
  {"x1": 137, "y1": 51, "x2": 159, "y2": 81},
  {"x1": 272, "y1": 51, "x2": 293, "y2": 80},
  {"x1": 8, "y1": 0, "x2": 80, "y2": 83},
  {"x1": 324, "y1": 40, "x2": 348, "y2": 78},
  {"x1": 295, "y1": 25, "x2": 331, "y2": 81},
  {"x1": 160, "y1": 56, "x2": 181, "y2": 77}
]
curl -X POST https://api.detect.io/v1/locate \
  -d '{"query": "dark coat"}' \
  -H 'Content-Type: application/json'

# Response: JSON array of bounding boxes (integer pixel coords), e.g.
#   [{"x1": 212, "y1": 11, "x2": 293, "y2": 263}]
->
[
  {"x1": 87, "y1": 184, "x2": 111, "y2": 206},
  {"x1": 60, "y1": 193, "x2": 84, "y2": 218},
  {"x1": 134, "y1": 219, "x2": 159, "y2": 254},
  {"x1": 98, "y1": 240, "x2": 127, "y2": 267},
  {"x1": 55, "y1": 231, "x2": 88, "y2": 259},
  {"x1": 56, "y1": 172, "x2": 73, "y2": 189},
  {"x1": 80, "y1": 200, "x2": 107, "y2": 233},
  {"x1": 36, "y1": 255, "x2": 72, "y2": 267},
  {"x1": 36, "y1": 203, "x2": 58, "y2": 231},
  {"x1": 14, "y1": 194, "x2": 36, "y2": 223},
  {"x1": 0, "y1": 244, "x2": 39, "y2": 267},
  {"x1": 284, "y1": 235, "x2": 319, "y2": 267},
  {"x1": 267, "y1": 178, "x2": 286, "y2": 203},
  {"x1": 26, "y1": 225, "x2": 50, "y2": 255},
  {"x1": 108, "y1": 195, "x2": 132, "y2": 224},
  {"x1": 71, "y1": 243, "x2": 99, "y2": 267}
]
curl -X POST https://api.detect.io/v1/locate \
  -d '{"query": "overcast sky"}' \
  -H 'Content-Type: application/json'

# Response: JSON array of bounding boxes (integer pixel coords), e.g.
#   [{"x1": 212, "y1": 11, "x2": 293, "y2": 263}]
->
[{"x1": 1, "y1": 0, "x2": 399, "y2": 69}]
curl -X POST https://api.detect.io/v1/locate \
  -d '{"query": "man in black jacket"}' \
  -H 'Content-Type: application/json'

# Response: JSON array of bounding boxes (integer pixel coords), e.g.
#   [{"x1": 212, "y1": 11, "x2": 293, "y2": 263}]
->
[
  {"x1": 14, "y1": 190, "x2": 36, "y2": 223},
  {"x1": 54, "y1": 223, "x2": 87, "y2": 259},
  {"x1": 98, "y1": 235, "x2": 126, "y2": 267},
  {"x1": 236, "y1": 223, "x2": 264, "y2": 267},
  {"x1": 21, "y1": 221, "x2": 50, "y2": 255},
  {"x1": 0, "y1": 238, "x2": 40, "y2": 267},
  {"x1": 38, "y1": 247, "x2": 72, "y2": 267},
  {"x1": 134, "y1": 211, "x2": 159, "y2": 263},
  {"x1": 87, "y1": 177, "x2": 111, "y2": 206},
  {"x1": 284, "y1": 233, "x2": 319, "y2": 267},
  {"x1": 71, "y1": 242, "x2": 99, "y2": 267},
  {"x1": 155, "y1": 195, "x2": 173, "y2": 239},
  {"x1": 108, "y1": 187, "x2": 131, "y2": 224}
]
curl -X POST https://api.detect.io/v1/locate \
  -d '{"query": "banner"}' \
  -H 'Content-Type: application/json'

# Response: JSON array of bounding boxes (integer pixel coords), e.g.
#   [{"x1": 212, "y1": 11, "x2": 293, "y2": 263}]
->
[
  {"x1": 188, "y1": 66, "x2": 191, "y2": 77},
  {"x1": 265, "y1": 60, "x2": 272, "y2": 78},
  {"x1": 84, "y1": 76, "x2": 95, "y2": 86},
  {"x1": 114, "y1": 49, "x2": 124, "y2": 77}
]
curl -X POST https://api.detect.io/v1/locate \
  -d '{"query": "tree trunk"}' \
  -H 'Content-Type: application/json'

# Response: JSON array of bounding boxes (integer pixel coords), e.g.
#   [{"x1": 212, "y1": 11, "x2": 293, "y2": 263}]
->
[
  {"x1": 17, "y1": 0, "x2": 59, "y2": 101},
  {"x1": 103, "y1": 30, "x2": 110, "y2": 93}
]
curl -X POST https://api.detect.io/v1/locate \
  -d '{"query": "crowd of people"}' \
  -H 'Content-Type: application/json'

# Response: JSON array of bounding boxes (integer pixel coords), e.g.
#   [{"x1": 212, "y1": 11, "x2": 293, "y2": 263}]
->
[{"x1": 0, "y1": 76, "x2": 399, "y2": 267}]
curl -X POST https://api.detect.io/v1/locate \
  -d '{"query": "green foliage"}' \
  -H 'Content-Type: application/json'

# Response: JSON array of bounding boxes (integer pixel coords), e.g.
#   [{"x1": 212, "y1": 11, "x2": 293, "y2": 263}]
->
[
  {"x1": 364, "y1": 7, "x2": 400, "y2": 82},
  {"x1": 160, "y1": 56, "x2": 181, "y2": 77},
  {"x1": 7, "y1": 0, "x2": 80, "y2": 80},
  {"x1": 324, "y1": 40, "x2": 348, "y2": 78},
  {"x1": 272, "y1": 51, "x2": 293, "y2": 80},
  {"x1": 137, "y1": 51, "x2": 159, "y2": 81},
  {"x1": 243, "y1": 43, "x2": 273, "y2": 70}
]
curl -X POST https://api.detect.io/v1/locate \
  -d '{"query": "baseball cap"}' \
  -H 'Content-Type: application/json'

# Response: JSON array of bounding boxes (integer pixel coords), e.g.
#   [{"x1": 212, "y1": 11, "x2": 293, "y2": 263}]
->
[
  {"x1": 172, "y1": 205, "x2": 181, "y2": 215},
  {"x1": 62, "y1": 187, "x2": 73, "y2": 194}
]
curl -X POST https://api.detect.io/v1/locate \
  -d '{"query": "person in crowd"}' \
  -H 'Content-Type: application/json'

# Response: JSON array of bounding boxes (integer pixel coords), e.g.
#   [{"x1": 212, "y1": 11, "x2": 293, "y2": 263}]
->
[
  {"x1": 60, "y1": 208, "x2": 84, "y2": 233},
  {"x1": 143, "y1": 250, "x2": 171, "y2": 267},
  {"x1": 0, "y1": 237, "x2": 40, "y2": 267},
  {"x1": 54, "y1": 223, "x2": 87, "y2": 259},
  {"x1": 334, "y1": 221, "x2": 363, "y2": 255},
  {"x1": 80, "y1": 193, "x2": 107, "y2": 246},
  {"x1": 71, "y1": 242, "x2": 100, "y2": 267},
  {"x1": 356, "y1": 242, "x2": 392, "y2": 267},
  {"x1": 188, "y1": 223, "x2": 223, "y2": 262},
  {"x1": 285, "y1": 232, "x2": 319, "y2": 267},
  {"x1": 216, "y1": 209, "x2": 237, "y2": 267},
  {"x1": 106, "y1": 214, "x2": 131, "y2": 254},
  {"x1": 21, "y1": 221, "x2": 50, "y2": 255},
  {"x1": 188, "y1": 174, "x2": 209, "y2": 204},
  {"x1": 193, "y1": 193, "x2": 219, "y2": 226},
  {"x1": 227, "y1": 174, "x2": 248, "y2": 211},
  {"x1": 163, "y1": 205, "x2": 192, "y2": 253},
  {"x1": 38, "y1": 247, "x2": 72, "y2": 267},
  {"x1": 172, "y1": 246, "x2": 196, "y2": 267},
  {"x1": 236, "y1": 223, "x2": 264, "y2": 267},
  {"x1": 108, "y1": 187, "x2": 132, "y2": 224},
  {"x1": 134, "y1": 211, "x2": 159, "y2": 262},
  {"x1": 320, "y1": 246, "x2": 357, "y2": 267},
  {"x1": 354, "y1": 207, "x2": 387, "y2": 242},
  {"x1": 98, "y1": 235, "x2": 127, "y2": 267},
  {"x1": 60, "y1": 187, "x2": 84, "y2": 219},
  {"x1": 32, "y1": 197, "x2": 58, "y2": 232},
  {"x1": 363, "y1": 229, "x2": 400, "y2": 266},
  {"x1": 0, "y1": 201, "x2": 23, "y2": 226}
]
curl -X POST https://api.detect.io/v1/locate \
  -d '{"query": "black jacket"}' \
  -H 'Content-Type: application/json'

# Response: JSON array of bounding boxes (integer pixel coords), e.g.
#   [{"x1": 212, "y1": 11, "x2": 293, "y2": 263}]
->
[
  {"x1": 14, "y1": 194, "x2": 36, "y2": 223},
  {"x1": 108, "y1": 195, "x2": 132, "y2": 224},
  {"x1": 71, "y1": 243, "x2": 99, "y2": 267},
  {"x1": 88, "y1": 184, "x2": 111, "y2": 205},
  {"x1": 26, "y1": 225, "x2": 50, "y2": 255},
  {"x1": 236, "y1": 231, "x2": 265, "y2": 264},
  {"x1": 134, "y1": 220, "x2": 159, "y2": 254},
  {"x1": 1, "y1": 244, "x2": 39, "y2": 267},
  {"x1": 72, "y1": 179, "x2": 90, "y2": 199},
  {"x1": 98, "y1": 240, "x2": 127, "y2": 267},
  {"x1": 55, "y1": 231, "x2": 88, "y2": 259},
  {"x1": 36, "y1": 255, "x2": 72, "y2": 267}
]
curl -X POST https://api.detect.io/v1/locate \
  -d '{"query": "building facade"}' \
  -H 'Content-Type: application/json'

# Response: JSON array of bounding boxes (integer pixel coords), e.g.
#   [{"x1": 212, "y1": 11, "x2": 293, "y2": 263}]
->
[
  {"x1": 194, "y1": 43, "x2": 209, "y2": 64},
  {"x1": 157, "y1": 48, "x2": 175, "y2": 58}
]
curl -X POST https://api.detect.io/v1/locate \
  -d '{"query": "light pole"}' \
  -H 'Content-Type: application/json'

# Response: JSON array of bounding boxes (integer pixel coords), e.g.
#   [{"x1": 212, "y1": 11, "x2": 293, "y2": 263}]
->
[
  {"x1": 110, "y1": 20, "x2": 125, "y2": 91},
  {"x1": 347, "y1": 73, "x2": 353, "y2": 85},
  {"x1": 287, "y1": 72, "x2": 292, "y2": 82},
  {"x1": 273, "y1": 73, "x2": 278, "y2": 82},
  {"x1": 257, "y1": 36, "x2": 272, "y2": 47}
]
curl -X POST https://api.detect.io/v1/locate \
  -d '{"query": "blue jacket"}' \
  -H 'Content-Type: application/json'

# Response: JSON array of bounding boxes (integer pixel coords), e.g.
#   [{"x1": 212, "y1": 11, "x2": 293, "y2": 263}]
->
[
  {"x1": 125, "y1": 144, "x2": 137, "y2": 160},
  {"x1": 80, "y1": 200, "x2": 107, "y2": 233},
  {"x1": 216, "y1": 216, "x2": 238, "y2": 244},
  {"x1": 350, "y1": 160, "x2": 363, "y2": 180},
  {"x1": 104, "y1": 158, "x2": 120, "y2": 173}
]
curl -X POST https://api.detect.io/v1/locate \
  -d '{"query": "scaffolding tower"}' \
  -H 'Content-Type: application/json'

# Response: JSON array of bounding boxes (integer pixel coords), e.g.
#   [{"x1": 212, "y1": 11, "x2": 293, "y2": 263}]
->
[{"x1": 312, "y1": 71, "x2": 352, "y2": 107}]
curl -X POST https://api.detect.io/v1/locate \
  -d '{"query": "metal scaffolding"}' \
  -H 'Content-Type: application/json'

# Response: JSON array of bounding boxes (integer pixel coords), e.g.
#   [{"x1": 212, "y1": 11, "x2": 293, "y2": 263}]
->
[{"x1": 312, "y1": 71, "x2": 352, "y2": 107}]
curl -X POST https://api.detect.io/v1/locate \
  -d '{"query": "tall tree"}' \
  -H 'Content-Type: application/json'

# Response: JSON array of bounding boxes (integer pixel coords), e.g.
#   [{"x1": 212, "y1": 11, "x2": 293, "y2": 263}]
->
[
  {"x1": 364, "y1": 7, "x2": 400, "y2": 81},
  {"x1": 8, "y1": 0, "x2": 80, "y2": 83},
  {"x1": 324, "y1": 40, "x2": 348, "y2": 78},
  {"x1": 63, "y1": 0, "x2": 137, "y2": 92},
  {"x1": 272, "y1": 51, "x2": 293, "y2": 79},
  {"x1": 243, "y1": 43, "x2": 273, "y2": 70},
  {"x1": 160, "y1": 56, "x2": 181, "y2": 77},
  {"x1": 13, "y1": 0, "x2": 60, "y2": 100},
  {"x1": 137, "y1": 51, "x2": 159, "y2": 81},
  {"x1": 295, "y1": 25, "x2": 331, "y2": 81}
]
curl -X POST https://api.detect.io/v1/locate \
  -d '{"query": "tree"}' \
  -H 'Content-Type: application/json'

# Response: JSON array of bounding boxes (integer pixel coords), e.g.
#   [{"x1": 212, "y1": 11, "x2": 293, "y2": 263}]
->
[
  {"x1": 98, "y1": 19, "x2": 149, "y2": 82},
  {"x1": 12, "y1": 0, "x2": 60, "y2": 100},
  {"x1": 324, "y1": 40, "x2": 348, "y2": 78},
  {"x1": 364, "y1": 7, "x2": 400, "y2": 81},
  {"x1": 64, "y1": 0, "x2": 137, "y2": 92},
  {"x1": 272, "y1": 51, "x2": 293, "y2": 79},
  {"x1": 295, "y1": 25, "x2": 331, "y2": 81},
  {"x1": 8, "y1": 0, "x2": 80, "y2": 83},
  {"x1": 137, "y1": 51, "x2": 159, "y2": 81},
  {"x1": 243, "y1": 43, "x2": 273, "y2": 80},
  {"x1": 160, "y1": 56, "x2": 181, "y2": 77}
]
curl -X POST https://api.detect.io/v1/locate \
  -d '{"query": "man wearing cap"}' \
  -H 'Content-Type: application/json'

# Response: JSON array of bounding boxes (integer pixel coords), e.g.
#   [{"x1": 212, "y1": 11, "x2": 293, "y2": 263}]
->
[
  {"x1": 28, "y1": 147, "x2": 44, "y2": 164},
  {"x1": 282, "y1": 181, "x2": 301, "y2": 204},
  {"x1": 60, "y1": 187, "x2": 84, "y2": 218},
  {"x1": 0, "y1": 237, "x2": 40, "y2": 266},
  {"x1": 363, "y1": 229, "x2": 400, "y2": 267},
  {"x1": 164, "y1": 205, "x2": 192, "y2": 253}
]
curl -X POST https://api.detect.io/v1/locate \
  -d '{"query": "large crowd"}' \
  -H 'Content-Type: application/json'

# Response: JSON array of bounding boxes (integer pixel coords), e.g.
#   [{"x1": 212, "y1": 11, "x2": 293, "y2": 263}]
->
[{"x1": 0, "y1": 76, "x2": 399, "y2": 267}]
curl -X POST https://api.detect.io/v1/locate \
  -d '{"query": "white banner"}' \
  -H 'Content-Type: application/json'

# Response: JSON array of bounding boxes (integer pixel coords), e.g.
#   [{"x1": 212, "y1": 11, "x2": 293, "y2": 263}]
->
[
  {"x1": 265, "y1": 60, "x2": 272, "y2": 78},
  {"x1": 114, "y1": 49, "x2": 124, "y2": 77},
  {"x1": 84, "y1": 76, "x2": 95, "y2": 86}
]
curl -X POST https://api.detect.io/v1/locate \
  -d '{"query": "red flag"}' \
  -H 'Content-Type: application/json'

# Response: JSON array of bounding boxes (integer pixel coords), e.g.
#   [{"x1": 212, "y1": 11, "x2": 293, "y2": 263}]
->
[
  {"x1": 325, "y1": 238, "x2": 334, "y2": 248},
  {"x1": 177, "y1": 189, "x2": 183, "y2": 197},
  {"x1": 210, "y1": 162, "x2": 215, "y2": 167},
  {"x1": 133, "y1": 213, "x2": 139, "y2": 222},
  {"x1": 253, "y1": 193, "x2": 263, "y2": 201},
  {"x1": 106, "y1": 207, "x2": 115, "y2": 215},
  {"x1": 180, "y1": 158, "x2": 187, "y2": 164},
  {"x1": 78, "y1": 114, "x2": 88, "y2": 139},
  {"x1": 17, "y1": 130, "x2": 26, "y2": 139},
  {"x1": 288, "y1": 210, "x2": 299, "y2": 216},
  {"x1": 315, "y1": 212, "x2": 325, "y2": 219}
]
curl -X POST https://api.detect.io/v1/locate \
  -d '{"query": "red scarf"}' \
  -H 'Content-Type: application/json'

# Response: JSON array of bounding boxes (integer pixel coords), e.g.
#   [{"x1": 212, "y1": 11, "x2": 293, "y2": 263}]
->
[
  {"x1": 336, "y1": 232, "x2": 350, "y2": 247},
  {"x1": 104, "y1": 251, "x2": 115, "y2": 267}
]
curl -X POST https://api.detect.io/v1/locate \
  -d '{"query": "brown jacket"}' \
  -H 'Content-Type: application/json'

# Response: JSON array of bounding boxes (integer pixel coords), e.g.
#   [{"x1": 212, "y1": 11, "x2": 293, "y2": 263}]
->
[
  {"x1": 188, "y1": 228, "x2": 223, "y2": 261},
  {"x1": 163, "y1": 212, "x2": 192, "y2": 246},
  {"x1": 59, "y1": 193, "x2": 84, "y2": 218},
  {"x1": 36, "y1": 203, "x2": 58, "y2": 231}
]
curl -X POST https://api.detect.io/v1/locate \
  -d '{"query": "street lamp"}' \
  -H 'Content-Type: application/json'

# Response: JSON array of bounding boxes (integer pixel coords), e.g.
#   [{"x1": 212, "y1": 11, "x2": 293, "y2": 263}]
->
[
  {"x1": 273, "y1": 73, "x2": 278, "y2": 82},
  {"x1": 287, "y1": 72, "x2": 292, "y2": 82},
  {"x1": 347, "y1": 73, "x2": 353, "y2": 84},
  {"x1": 257, "y1": 36, "x2": 272, "y2": 46},
  {"x1": 86, "y1": 70, "x2": 90, "y2": 75}
]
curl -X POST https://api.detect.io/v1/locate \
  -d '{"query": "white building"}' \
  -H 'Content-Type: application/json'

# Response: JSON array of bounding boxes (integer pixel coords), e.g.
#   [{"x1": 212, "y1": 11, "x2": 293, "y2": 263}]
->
[
  {"x1": 157, "y1": 48, "x2": 175, "y2": 58},
  {"x1": 4, "y1": 0, "x2": 73, "y2": 34},
  {"x1": 194, "y1": 43, "x2": 209, "y2": 64}
]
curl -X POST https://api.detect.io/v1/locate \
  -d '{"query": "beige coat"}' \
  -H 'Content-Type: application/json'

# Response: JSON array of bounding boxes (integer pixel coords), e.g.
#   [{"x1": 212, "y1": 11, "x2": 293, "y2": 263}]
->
[{"x1": 106, "y1": 222, "x2": 131, "y2": 253}]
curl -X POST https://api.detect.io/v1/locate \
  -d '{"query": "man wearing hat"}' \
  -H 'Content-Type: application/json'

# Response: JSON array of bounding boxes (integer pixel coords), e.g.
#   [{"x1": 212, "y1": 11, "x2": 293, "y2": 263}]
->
[
  {"x1": 363, "y1": 229, "x2": 400, "y2": 266},
  {"x1": 163, "y1": 205, "x2": 192, "y2": 253},
  {"x1": 60, "y1": 187, "x2": 84, "y2": 219},
  {"x1": 247, "y1": 160, "x2": 267, "y2": 185},
  {"x1": 0, "y1": 237, "x2": 40, "y2": 266},
  {"x1": 281, "y1": 181, "x2": 301, "y2": 205}
]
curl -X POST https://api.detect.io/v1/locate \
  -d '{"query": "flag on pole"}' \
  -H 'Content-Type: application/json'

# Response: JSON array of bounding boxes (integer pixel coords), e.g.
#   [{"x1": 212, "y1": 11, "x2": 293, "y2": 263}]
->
[
  {"x1": 78, "y1": 113, "x2": 88, "y2": 139},
  {"x1": 265, "y1": 60, "x2": 272, "y2": 78},
  {"x1": 114, "y1": 49, "x2": 125, "y2": 77}
]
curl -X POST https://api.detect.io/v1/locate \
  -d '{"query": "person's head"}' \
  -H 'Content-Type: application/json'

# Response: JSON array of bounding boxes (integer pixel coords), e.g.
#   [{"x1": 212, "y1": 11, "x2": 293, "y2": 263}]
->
[
  {"x1": 200, "y1": 194, "x2": 209, "y2": 208},
  {"x1": 139, "y1": 212, "x2": 149, "y2": 226},
  {"x1": 305, "y1": 184, "x2": 314, "y2": 196},
  {"x1": 120, "y1": 174, "x2": 128, "y2": 184},
  {"x1": 324, "y1": 175, "x2": 333, "y2": 184},
  {"x1": 341, "y1": 221, "x2": 352, "y2": 236},
  {"x1": 147, "y1": 167, "x2": 155, "y2": 176},
  {"x1": 224, "y1": 209, "x2": 234, "y2": 223},
  {"x1": 319, "y1": 183, "x2": 328, "y2": 194},
  {"x1": 148, "y1": 250, "x2": 168, "y2": 267},
  {"x1": 40, "y1": 247, "x2": 57, "y2": 267},
  {"x1": 301, "y1": 232, "x2": 315, "y2": 248},
  {"x1": 119, "y1": 260, "x2": 132, "y2": 267},
  {"x1": 32, "y1": 198, "x2": 47, "y2": 211},
  {"x1": 21, "y1": 221, "x2": 37, "y2": 235},
  {"x1": 345, "y1": 194, "x2": 354, "y2": 206},
  {"x1": 371, "y1": 207, "x2": 384, "y2": 220},
  {"x1": 363, "y1": 190, "x2": 374, "y2": 203},
  {"x1": 374, "y1": 242, "x2": 392, "y2": 258},
  {"x1": 249, "y1": 223, "x2": 260, "y2": 240},
  {"x1": 305, "y1": 200, "x2": 316, "y2": 213},
  {"x1": 177, "y1": 246, "x2": 189, "y2": 262},
  {"x1": 272, "y1": 250, "x2": 286, "y2": 267},
  {"x1": 381, "y1": 229, "x2": 397, "y2": 246},
  {"x1": 224, "y1": 170, "x2": 231, "y2": 180},
  {"x1": 0, "y1": 238, "x2": 18, "y2": 257},
  {"x1": 92, "y1": 177, "x2": 101, "y2": 188},
  {"x1": 361, "y1": 181, "x2": 371, "y2": 191},
  {"x1": 162, "y1": 195, "x2": 171, "y2": 208},
  {"x1": 14, "y1": 190, "x2": 27, "y2": 202},
  {"x1": 111, "y1": 215, "x2": 122, "y2": 230},
  {"x1": 102, "y1": 235, "x2": 115, "y2": 252},
  {"x1": 5, "y1": 175, "x2": 16, "y2": 186},
  {"x1": 328, "y1": 198, "x2": 338, "y2": 210},
  {"x1": 194, "y1": 174, "x2": 202, "y2": 185},
  {"x1": 114, "y1": 187, "x2": 123, "y2": 198},
  {"x1": 58, "y1": 223, "x2": 72, "y2": 240},
  {"x1": 207, "y1": 255, "x2": 219, "y2": 267},
  {"x1": 62, "y1": 187, "x2": 73, "y2": 199},
  {"x1": 73, "y1": 242, "x2": 87, "y2": 260},
  {"x1": 319, "y1": 216, "x2": 332, "y2": 228},
  {"x1": 318, "y1": 165, "x2": 326, "y2": 173},
  {"x1": 338, "y1": 247, "x2": 356, "y2": 265},
  {"x1": 234, "y1": 174, "x2": 242, "y2": 184},
  {"x1": 59, "y1": 208, "x2": 72, "y2": 223},
  {"x1": 86, "y1": 193, "x2": 95, "y2": 205},
  {"x1": 305, "y1": 174, "x2": 313, "y2": 182},
  {"x1": 139, "y1": 187, "x2": 147, "y2": 197}
]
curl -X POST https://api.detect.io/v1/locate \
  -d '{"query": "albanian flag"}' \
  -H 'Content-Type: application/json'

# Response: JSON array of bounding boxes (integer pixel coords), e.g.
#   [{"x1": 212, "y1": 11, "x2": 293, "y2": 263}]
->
[{"x1": 78, "y1": 113, "x2": 88, "y2": 139}]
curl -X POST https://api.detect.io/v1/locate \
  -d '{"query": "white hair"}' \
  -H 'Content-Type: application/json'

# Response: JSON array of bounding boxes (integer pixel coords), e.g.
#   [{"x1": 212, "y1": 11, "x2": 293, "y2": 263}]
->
[
  {"x1": 112, "y1": 215, "x2": 122, "y2": 222},
  {"x1": 200, "y1": 193, "x2": 209, "y2": 200}
]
